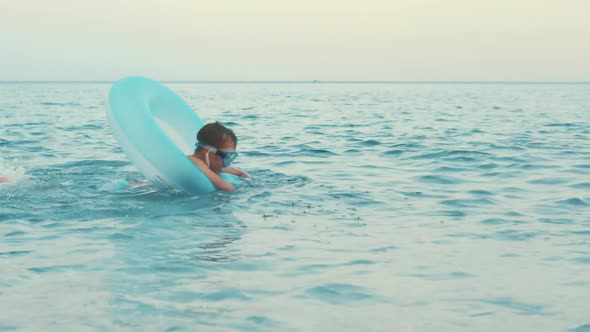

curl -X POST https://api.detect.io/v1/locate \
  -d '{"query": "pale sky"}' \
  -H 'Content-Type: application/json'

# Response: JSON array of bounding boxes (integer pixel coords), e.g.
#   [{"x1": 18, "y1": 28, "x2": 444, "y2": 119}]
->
[{"x1": 1, "y1": 0, "x2": 589, "y2": 81}]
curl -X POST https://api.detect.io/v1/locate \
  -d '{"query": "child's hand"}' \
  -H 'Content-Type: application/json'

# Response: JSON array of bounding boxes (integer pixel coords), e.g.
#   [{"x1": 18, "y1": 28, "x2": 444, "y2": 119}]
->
[{"x1": 221, "y1": 167, "x2": 249, "y2": 178}]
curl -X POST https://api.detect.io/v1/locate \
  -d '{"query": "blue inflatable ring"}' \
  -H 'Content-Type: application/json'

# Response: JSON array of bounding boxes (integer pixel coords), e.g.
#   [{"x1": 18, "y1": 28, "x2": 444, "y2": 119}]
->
[{"x1": 107, "y1": 76, "x2": 234, "y2": 194}]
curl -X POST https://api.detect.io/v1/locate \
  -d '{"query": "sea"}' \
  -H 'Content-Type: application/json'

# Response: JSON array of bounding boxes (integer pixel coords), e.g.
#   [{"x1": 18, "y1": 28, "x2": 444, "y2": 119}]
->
[{"x1": 1, "y1": 82, "x2": 589, "y2": 331}]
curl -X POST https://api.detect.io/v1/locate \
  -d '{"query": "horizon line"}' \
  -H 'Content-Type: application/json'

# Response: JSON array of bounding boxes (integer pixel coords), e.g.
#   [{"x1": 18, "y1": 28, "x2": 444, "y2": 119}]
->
[{"x1": 0, "y1": 80, "x2": 589, "y2": 84}]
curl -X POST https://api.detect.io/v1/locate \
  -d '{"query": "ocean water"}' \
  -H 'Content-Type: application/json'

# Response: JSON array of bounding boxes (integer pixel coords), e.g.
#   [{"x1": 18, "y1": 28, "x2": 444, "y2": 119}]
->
[{"x1": 1, "y1": 82, "x2": 589, "y2": 331}]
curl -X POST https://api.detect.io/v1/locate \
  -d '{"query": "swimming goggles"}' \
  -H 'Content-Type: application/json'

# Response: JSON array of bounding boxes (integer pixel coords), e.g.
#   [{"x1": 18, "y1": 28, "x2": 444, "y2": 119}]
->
[{"x1": 196, "y1": 142, "x2": 238, "y2": 167}]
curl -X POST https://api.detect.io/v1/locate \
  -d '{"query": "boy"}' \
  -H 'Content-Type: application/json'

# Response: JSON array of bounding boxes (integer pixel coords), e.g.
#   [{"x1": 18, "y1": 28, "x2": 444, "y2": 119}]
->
[{"x1": 188, "y1": 122, "x2": 248, "y2": 192}]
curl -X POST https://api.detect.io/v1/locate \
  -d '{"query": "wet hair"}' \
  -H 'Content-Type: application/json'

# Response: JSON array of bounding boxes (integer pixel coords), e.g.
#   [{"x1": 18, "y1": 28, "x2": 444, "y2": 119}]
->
[{"x1": 196, "y1": 122, "x2": 237, "y2": 150}]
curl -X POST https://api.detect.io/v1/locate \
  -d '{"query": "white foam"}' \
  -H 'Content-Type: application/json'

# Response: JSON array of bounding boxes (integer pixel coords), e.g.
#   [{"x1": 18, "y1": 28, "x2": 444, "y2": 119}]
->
[{"x1": 0, "y1": 160, "x2": 29, "y2": 185}]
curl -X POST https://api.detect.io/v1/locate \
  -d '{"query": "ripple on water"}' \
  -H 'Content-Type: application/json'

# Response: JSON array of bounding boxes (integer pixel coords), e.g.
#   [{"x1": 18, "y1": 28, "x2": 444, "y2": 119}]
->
[
  {"x1": 477, "y1": 163, "x2": 500, "y2": 170},
  {"x1": 519, "y1": 163, "x2": 560, "y2": 170},
  {"x1": 570, "y1": 182, "x2": 590, "y2": 189},
  {"x1": 328, "y1": 191, "x2": 381, "y2": 206},
  {"x1": 527, "y1": 177, "x2": 571, "y2": 185},
  {"x1": 28, "y1": 264, "x2": 86, "y2": 274},
  {"x1": 303, "y1": 283, "x2": 377, "y2": 305},
  {"x1": 544, "y1": 122, "x2": 577, "y2": 127},
  {"x1": 405, "y1": 271, "x2": 474, "y2": 280},
  {"x1": 437, "y1": 210, "x2": 468, "y2": 218},
  {"x1": 440, "y1": 198, "x2": 494, "y2": 208},
  {"x1": 480, "y1": 218, "x2": 522, "y2": 225},
  {"x1": 299, "y1": 149, "x2": 338, "y2": 156},
  {"x1": 416, "y1": 174, "x2": 464, "y2": 185},
  {"x1": 556, "y1": 198, "x2": 589, "y2": 207},
  {"x1": 40, "y1": 102, "x2": 81, "y2": 106},
  {"x1": 568, "y1": 324, "x2": 590, "y2": 332},
  {"x1": 434, "y1": 166, "x2": 472, "y2": 172},
  {"x1": 241, "y1": 315, "x2": 281, "y2": 329},
  {"x1": 3, "y1": 231, "x2": 26, "y2": 237},
  {"x1": 494, "y1": 229, "x2": 539, "y2": 241},
  {"x1": 360, "y1": 139, "x2": 381, "y2": 146},
  {"x1": 344, "y1": 259, "x2": 376, "y2": 266},
  {"x1": 200, "y1": 288, "x2": 252, "y2": 302},
  {"x1": 54, "y1": 159, "x2": 130, "y2": 169},
  {"x1": 0, "y1": 250, "x2": 34, "y2": 257},
  {"x1": 574, "y1": 257, "x2": 590, "y2": 265},
  {"x1": 384, "y1": 149, "x2": 404, "y2": 156},
  {"x1": 409, "y1": 149, "x2": 491, "y2": 161},
  {"x1": 468, "y1": 189, "x2": 494, "y2": 196},
  {"x1": 481, "y1": 297, "x2": 550, "y2": 316},
  {"x1": 370, "y1": 245, "x2": 399, "y2": 252}
]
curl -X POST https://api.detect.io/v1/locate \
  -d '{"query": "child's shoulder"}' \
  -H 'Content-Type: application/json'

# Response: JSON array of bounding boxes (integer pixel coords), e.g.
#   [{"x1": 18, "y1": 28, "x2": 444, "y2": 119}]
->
[
  {"x1": 187, "y1": 155, "x2": 202, "y2": 166},
  {"x1": 187, "y1": 155, "x2": 211, "y2": 173}
]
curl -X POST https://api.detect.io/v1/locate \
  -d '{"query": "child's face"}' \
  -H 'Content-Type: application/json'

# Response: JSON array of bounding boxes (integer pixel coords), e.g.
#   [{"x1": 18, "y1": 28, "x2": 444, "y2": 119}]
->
[{"x1": 208, "y1": 140, "x2": 237, "y2": 172}]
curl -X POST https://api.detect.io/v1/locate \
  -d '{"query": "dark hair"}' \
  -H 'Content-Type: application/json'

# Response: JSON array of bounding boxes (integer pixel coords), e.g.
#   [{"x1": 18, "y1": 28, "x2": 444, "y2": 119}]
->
[{"x1": 196, "y1": 122, "x2": 237, "y2": 149}]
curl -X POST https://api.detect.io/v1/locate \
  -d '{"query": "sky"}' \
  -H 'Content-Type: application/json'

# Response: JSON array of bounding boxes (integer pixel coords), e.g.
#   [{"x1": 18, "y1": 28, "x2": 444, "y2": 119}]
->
[{"x1": 0, "y1": 0, "x2": 589, "y2": 81}]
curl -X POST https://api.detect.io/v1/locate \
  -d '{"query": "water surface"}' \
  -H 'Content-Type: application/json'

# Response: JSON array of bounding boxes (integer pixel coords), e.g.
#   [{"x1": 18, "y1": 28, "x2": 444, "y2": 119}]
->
[{"x1": 1, "y1": 82, "x2": 589, "y2": 331}]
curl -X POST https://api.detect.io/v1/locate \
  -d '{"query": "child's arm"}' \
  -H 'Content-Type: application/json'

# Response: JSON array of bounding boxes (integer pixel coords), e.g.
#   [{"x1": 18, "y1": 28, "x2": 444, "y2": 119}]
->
[
  {"x1": 221, "y1": 167, "x2": 249, "y2": 178},
  {"x1": 190, "y1": 159, "x2": 236, "y2": 192}
]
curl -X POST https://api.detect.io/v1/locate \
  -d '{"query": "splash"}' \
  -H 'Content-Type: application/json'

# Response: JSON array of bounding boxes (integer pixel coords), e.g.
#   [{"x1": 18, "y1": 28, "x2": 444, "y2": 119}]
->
[{"x1": 0, "y1": 160, "x2": 28, "y2": 185}]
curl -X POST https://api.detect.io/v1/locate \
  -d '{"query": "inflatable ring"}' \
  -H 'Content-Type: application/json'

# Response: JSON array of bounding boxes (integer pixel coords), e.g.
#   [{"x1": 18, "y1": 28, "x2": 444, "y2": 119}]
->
[{"x1": 107, "y1": 76, "x2": 234, "y2": 194}]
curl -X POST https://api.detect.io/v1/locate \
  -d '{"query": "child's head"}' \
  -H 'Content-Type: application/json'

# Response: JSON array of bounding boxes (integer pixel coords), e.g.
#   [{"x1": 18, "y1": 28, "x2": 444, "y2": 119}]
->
[
  {"x1": 195, "y1": 122, "x2": 238, "y2": 171},
  {"x1": 197, "y1": 122, "x2": 237, "y2": 149}
]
